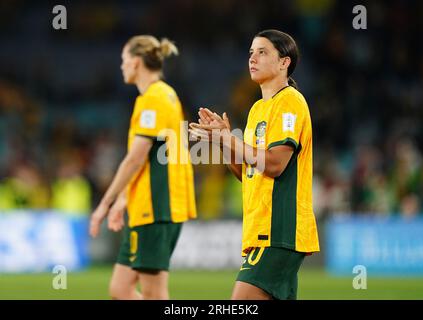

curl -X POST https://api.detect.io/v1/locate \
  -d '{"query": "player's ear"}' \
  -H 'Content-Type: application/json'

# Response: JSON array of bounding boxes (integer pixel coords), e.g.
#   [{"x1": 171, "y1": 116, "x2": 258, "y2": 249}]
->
[
  {"x1": 279, "y1": 56, "x2": 291, "y2": 71},
  {"x1": 133, "y1": 56, "x2": 142, "y2": 70}
]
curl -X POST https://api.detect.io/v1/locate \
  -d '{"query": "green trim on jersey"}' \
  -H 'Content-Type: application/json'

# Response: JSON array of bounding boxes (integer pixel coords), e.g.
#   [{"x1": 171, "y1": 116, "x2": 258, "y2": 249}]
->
[
  {"x1": 268, "y1": 137, "x2": 298, "y2": 151},
  {"x1": 149, "y1": 140, "x2": 171, "y2": 222},
  {"x1": 135, "y1": 134, "x2": 157, "y2": 141},
  {"x1": 270, "y1": 143, "x2": 302, "y2": 250}
]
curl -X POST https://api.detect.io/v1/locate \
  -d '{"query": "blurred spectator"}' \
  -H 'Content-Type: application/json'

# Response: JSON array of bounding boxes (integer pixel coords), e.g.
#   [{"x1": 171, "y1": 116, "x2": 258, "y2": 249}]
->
[
  {"x1": 400, "y1": 193, "x2": 421, "y2": 218},
  {"x1": 196, "y1": 164, "x2": 227, "y2": 220},
  {"x1": 86, "y1": 131, "x2": 123, "y2": 204},
  {"x1": 51, "y1": 156, "x2": 92, "y2": 216},
  {"x1": 223, "y1": 173, "x2": 243, "y2": 219},
  {"x1": 0, "y1": 162, "x2": 49, "y2": 210},
  {"x1": 389, "y1": 138, "x2": 423, "y2": 215}
]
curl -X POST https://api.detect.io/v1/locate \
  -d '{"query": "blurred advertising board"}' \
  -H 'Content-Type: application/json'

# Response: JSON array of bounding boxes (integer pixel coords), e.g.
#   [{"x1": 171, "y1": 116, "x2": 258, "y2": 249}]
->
[
  {"x1": 0, "y1": 210, "x2": 89, "y2": 272},
  {"x1": 326, "y1": 215, "x2": 423, "y2": 276},
  {"x1": 171, "y1": 220, "x2": 243, "y2": 269}
]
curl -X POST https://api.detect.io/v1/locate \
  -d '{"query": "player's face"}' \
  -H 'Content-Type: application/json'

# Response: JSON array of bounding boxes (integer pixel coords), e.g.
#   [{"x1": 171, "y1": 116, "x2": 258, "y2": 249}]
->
[
  {"x1": 121, "y1": 45, "x2": 139, "y2": 84},
  {"x1": 249, "y1": 37, "x2": 286, "y2": 84}
]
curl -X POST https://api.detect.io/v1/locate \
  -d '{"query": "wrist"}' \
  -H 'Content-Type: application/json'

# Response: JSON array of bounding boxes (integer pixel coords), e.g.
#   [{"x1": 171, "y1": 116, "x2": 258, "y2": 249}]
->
[
  {"x1": 118, "y1": 192, "x2": 127, "y2": 201},
  {"x1": 221, "y1": 130, "x2": 232, "y2": 148},
  {"x1": 101, "y1": 196, "x2": 114, "y2": 209}
]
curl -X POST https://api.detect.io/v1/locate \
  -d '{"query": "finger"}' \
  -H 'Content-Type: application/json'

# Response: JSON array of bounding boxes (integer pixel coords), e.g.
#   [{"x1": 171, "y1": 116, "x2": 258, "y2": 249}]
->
[
  {"x1": 190, "y1": 123, "x2": 212, "y2": 130},
  {"x1": 108, "y1": 221, "x2": 119, "y2": 232},
  {"x1": 115, "y1": 222, "x2": 123, "y2": 232},
  {"x1": 223, "y1": 112, "x2": 231, "y2": 129},
  {"x1": 202, "y1": 108, "x2": 223, "y2": 122},
  {"x1": 189, "y1": 130, "x2": 210, "y2": 142},
  {"x1": 108, "y1": 213, "x2": 120, "y2": 226},
  {"x1": 189, "y1": 122, "x2": 203, "y2": 129},
  {"x1": 189, "y1": 129, "x2": 210, "y2": 140},
  {"x1": 198, "y1": 110, "x2": 210, "y2": 124},
  {"x1": 89, "y1": 224, "x2": 99, "y2": 238},
  {"x1": 211, "y1": 112, "x2": 223, "y2": 122},
  {"x1": 190, "y1": 122, "x2": 208, "y2": 129},
  {"x1": 202, "y1": 108, "x2": 214, "y2": 116},
  {"x1": 117, "y1": 218, "x2": 124, "y2": 230},
  {"x1": 112, "y1": 219, "x2": 124, "y2": 232},
  {"x1": 213, "y1": 112, "x2": 223, "y2": 121},
  {"x1": 188, "y1": 124, "x2": 216, "y2": 137},
  {"x1": 192, "y1": 123, "x2": 220, "y2": 131},
  {"x1": 200, "y1": 108, "x2": 215, "y2": 122},
  {"x1": 199, "y1": 117, "x2": 211, "y2": 126}
]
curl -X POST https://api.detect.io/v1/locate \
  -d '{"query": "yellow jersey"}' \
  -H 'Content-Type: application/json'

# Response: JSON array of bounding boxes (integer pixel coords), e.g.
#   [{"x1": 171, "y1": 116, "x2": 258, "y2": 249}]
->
[
  {"x1": 127, "y1": 81, "x2": 197, "y2": 227},
  {"x1": 242, "y1": 86, "x2": 319, "y2": 254}
]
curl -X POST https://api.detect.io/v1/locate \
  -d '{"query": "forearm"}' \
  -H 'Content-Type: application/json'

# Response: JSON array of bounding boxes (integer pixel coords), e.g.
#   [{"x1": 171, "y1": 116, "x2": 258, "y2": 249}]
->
[
  {"x1": 101, "y1": 156, "x2": 146, "y2": 207},
  {"x1": 117, "y1": 188, "x2": 128, "y2": 203},
  {"x1": 220, "y1": 142, "x2": 242, "y2": 181},
  {"x1": 222, "y1": 132, "x2": 289, "y2": 178},
  {"x1": 221, "y1": 133, "x2": 263, "y2": 167}
]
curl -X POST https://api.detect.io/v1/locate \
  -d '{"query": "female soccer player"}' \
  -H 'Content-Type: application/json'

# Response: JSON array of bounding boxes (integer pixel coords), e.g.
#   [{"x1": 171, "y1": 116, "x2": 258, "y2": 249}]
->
[
  {"x1": 190, "y1": 30, "x2": 319, "y2": 300},
  {"x1": 90, "y1": 35, "x2": 197, "y2": 300}
]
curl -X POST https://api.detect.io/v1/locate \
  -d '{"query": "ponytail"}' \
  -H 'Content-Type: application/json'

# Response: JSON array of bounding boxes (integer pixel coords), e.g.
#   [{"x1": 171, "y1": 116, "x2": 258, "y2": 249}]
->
[
  {"x1": 126, "y1": 35, "x2": 178, "y2": 71},
  {"x1": 160, "y1": 38, "x2": 179, "y2": 58},
  {"x1": 288, "y1": 77, "x2": 298, "y2": 89}
]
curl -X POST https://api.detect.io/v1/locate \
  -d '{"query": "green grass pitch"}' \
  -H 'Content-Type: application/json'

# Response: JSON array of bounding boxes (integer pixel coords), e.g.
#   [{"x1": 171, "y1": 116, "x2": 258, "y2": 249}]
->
[{"x1": 0, "y1": 266, "x2": 422, "y2": 300}]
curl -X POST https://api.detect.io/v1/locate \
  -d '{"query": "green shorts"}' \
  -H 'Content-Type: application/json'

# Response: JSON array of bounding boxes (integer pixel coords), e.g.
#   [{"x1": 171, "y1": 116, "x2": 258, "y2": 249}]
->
[
  {"x1": 117, "y1": 222, "x2": 182, "y2": 272},
  {"x1": 236, "y1": 246, "x2": 305, "y2": 300}
]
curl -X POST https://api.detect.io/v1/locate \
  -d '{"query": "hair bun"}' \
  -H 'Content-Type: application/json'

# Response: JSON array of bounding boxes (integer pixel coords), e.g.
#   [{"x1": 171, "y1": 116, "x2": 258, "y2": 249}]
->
[{"x1": 160, "y1": 38, "x2": 179, "y2": 58}]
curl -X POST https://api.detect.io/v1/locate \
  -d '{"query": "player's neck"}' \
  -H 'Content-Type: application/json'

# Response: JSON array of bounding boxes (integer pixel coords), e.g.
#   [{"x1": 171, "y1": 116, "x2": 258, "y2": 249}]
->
[
  {"x1": 136, "y1": 73, "x2": 161, "y2": 94},
  {"x1": 260, "y1": 76, "x2": 289, "y2": 101}
]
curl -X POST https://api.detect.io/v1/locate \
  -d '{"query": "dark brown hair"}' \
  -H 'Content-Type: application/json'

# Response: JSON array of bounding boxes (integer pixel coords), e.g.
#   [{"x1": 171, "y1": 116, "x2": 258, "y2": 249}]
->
[{"x1": 255, "y1": 29, "x2": 299, "y2": 89}]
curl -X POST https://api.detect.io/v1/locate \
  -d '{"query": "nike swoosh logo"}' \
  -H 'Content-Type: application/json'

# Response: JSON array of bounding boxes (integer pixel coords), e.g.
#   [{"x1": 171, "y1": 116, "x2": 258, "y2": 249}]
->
[
  {"x1": 129, "y1": 255, "x2": 136, "y2": 262},
  {"x1": 240, "y1": 267, "x2": 251, "y2": 271}
]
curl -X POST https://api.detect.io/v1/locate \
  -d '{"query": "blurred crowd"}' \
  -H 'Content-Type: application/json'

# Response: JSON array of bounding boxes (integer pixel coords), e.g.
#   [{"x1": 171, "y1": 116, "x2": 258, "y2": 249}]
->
[{"x1": 0, "y1": 0, "x2": 422, "y2": 219}]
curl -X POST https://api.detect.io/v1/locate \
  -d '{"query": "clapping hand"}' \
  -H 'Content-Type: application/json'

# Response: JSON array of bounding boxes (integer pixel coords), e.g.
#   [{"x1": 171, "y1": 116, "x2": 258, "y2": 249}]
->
[{"x1": 189, "y1": 108, "x2": 231, "y2": 143}]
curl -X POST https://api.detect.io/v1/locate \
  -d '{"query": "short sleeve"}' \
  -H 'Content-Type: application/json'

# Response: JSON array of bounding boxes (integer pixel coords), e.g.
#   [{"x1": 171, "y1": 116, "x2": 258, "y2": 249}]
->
[
  {"x1": 132, "y1": 95, "x2": 168, "y2": 138},
  {"x1": 266, "y1": 97, "x2": 305, "y2": 151}
]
